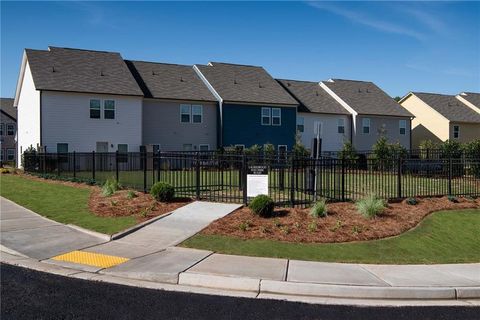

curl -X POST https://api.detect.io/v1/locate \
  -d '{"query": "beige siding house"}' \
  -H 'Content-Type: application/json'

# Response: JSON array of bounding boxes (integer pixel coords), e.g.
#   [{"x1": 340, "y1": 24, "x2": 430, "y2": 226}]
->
[
  {"x1": 399, "y1": 92, "x2": 480, "y2": 147},
  {"x1": 1, "y1": 98, "x2": 17, "y2": 165}
]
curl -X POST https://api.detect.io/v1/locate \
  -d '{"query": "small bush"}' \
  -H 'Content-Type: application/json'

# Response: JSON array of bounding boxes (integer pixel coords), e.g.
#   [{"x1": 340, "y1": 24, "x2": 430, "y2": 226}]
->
[
  {"x1": 280, "y1": 225, "x2": 290, "y2": 235},
  {"x1": 150, "y1": 182, "x2": 175, "y2": 202},
  {"x1": 448, "y1": 195, "x2": 458, "y2": 203},
  {"x1": 310, "y1": 199, "x2": 327, "y2": 218},
  {"x1": 330, "y1": 219, "x2": 343, "y2": 232},
  {"x1": 0, "y1": 168, "x2": 11, "y2": 174},
  {"x1": 307, "y1": 221, "x2": 317, "y2": 233},
  {"x1": 352, "y1": 225, "x2": 363, "y2": 235},
  {"x1": 272, "y1": 218, "x2": 281, "y2": 228},
  {"x1": 259, "y1": 226, "x2": 269, "y2": 234},
  {"x1": 238, "y1": 220, "x2": 251, "y2": 232},
  {"x1": 356, "y1": 194, "x2": 386, "y2": 219},
  {"x1": 406, "y1": 197, "x2": 418, "y2": 205},
  {"x1": 249, "y1": 195, "x2": 274, "y2": 218},
  {"x1": 126, "y1": 190, "x2": 137, "y2": 200}
]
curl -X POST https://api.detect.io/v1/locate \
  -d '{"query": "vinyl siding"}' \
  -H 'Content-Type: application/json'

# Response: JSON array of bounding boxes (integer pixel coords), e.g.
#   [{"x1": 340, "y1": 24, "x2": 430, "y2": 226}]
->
[
  {"x1": 142, "y1": 99, "x2": 217, "y2": 151},
  {"x1": 17, "y1": 61, "x2": 40, "y2": 165},
  {"x1": 297, "y1": 112, "x2": 351, "y2": 151},
  {"x1": 400, "y1": 94, "x2": 449, "y2": 147},
  {"x1": 449, "y1": 122, "x2": 480, "y2": 143},
  {"x1": 222, "y1": 103, "x2": 296, "y2": 148},
  {"x1": 41, "y1": 91, "x2": 142, "y2": 152},
  {"x1": 353, "y1": 115, "x2": 411, "y2": 150}
]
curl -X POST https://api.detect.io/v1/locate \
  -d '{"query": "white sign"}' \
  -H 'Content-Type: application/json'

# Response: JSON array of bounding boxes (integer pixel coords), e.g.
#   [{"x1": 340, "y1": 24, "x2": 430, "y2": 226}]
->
[{"x1": 247, "y1": 174, "x2": 269, "y2": 197}]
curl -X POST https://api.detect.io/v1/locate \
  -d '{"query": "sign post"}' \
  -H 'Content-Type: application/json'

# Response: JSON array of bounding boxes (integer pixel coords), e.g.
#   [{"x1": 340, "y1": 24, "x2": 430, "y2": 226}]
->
[{"x1": 247, "y1": 165, "x2": 268, "y2": 197}]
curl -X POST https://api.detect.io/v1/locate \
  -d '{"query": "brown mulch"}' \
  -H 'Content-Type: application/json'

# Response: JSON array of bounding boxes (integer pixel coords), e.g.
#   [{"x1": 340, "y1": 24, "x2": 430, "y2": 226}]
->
[
  {"x1": 88, "y1": 189, "x2": 192, "y2": 223},
  {"x1": 200, "y1": 197, "x2": 480, "y2": 243}
]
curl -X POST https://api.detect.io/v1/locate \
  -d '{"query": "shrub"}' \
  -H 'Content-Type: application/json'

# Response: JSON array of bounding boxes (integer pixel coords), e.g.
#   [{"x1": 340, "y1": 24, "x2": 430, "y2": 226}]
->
[
  {"x1": 249, "y1": 194, "x2": 274, "y2": 218},
  {"x1": 339, "y1": 141, "x2": 358, "y2": 161},
  {"x1": 447, "y1": 195, "x2": 459, "y2": 203},
  {"x1": 280, "y1": 225, "x2": 290, "y2": 235},
  {"x1": 245, "y1": 144, "x2": 262, "y2": 155},
  {"x1": 419, "y1": 140, "x2": 439, "y2": 159},
  {"x1": 272, "y1": 218, "x2": 281, "y2": 228},
  {"x1": 307, "y1": 221, "x2": 317, "y2": 233},
  {"x1": 406, "y1": 197, "x2": 418, "y2": 205},
  {"x1": 263, "y1": 143, "x2": 276, "y2": 158},
  {"x1": 126, "y1": 190, "x2": 137, "y2": 200},
  {"x1": 102, "y1": 179, "x2": 120, "y2": 197},
  {"x1": 464, "y1": 139, "x2": 480, "y2": 178},
  {"x1": 0, "y1": 168, "x2": 10, "y2": 174},
  {"x1": 150, "y1": 182, "x2": 175, "y2": 202},
  {"x1": 310, "y1": 199, "x2": 327, "y2": 218},
  {"x1": 238, "y1": 220, "x2": 251, "y2": 232},
  {"x1": 356, "y1": 194, "x2": 386, "y2": 219}
]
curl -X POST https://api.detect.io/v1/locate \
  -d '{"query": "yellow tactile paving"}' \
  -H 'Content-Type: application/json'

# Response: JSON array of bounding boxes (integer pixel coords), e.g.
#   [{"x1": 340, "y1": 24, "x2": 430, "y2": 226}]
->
[{"x1": 52, "y1": 250, "x2": 129, "y2": 268}]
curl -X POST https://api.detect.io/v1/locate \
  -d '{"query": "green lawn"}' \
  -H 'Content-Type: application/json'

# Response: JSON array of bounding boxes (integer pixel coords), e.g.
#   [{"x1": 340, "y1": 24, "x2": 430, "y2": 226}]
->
[
  {"x1": 0, "y1": 174, "x2": 137, "y2": 234},
  {"x1": 181, "y1": 209, "x2": 480, "y2": 264}
]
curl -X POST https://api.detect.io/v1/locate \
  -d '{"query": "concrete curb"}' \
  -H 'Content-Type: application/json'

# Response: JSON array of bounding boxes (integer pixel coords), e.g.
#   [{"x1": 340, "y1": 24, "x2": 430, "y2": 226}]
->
[
  {"x1": 1, "y1": 252, "x2": 479, "y2": 306},
  {"x1": 110, "y1": 211, "x2": 175, "y2": 240},
  {"x1": 66, "y1": 224, "x2": 111, "y2": 241}
]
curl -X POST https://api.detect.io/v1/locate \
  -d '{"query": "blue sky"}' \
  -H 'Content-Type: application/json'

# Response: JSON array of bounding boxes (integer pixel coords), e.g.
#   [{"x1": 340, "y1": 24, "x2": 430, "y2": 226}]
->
[{"x1": 1, "y1": 1, "x2": 479, "y2": 98}]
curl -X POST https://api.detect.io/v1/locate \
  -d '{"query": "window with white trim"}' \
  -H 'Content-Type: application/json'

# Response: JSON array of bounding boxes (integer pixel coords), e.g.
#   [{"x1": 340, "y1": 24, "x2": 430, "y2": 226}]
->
[
  {"x1": 6, "y1": 149, "x2": 15, "y2": 161},
  {"x1": 362, "y1": 118, "x2": 370, "y2": 134},
  {"x1": 90, "y1": 99, "x2": 101, "y2": 119},
  {"x1": 453, "y1": 125, "x2": 460, "y2": 139},
  {"x1": 180, "y1": 105, "x2": 191, "y2": 123},
  {"x1": 199, "y1": 144, "x2": 209, "y2": 151},
  {"x1": 192, "y1": 105, "x2": 203, "y2": 123},
  {"x1": 399, "y1": 120, "x2": 407, "y2": 135},
  {"x1": 7, "y1": 124, "x2": 15, "y2": 136},
  {"x1": 296, "y1": 117, "x2": 304, "y2": 133},
  {"x1": 271, "y1": 108, "x2": 281, "y2": 126},
  {"x1": 337, "y1": 118, "x2": 345, "y2": 134},
  {"x1": 261, "y1": 107, "x2": 271, "y2": 125},
  {"x1": 57, "y1": 143, "x2": 68, "y2": 153},
  {"x1": 104, "y1": 100, "x2": 115, "y2": 119},
  {"x1": 182, "y1": 144, "x2": 193, "y2": 151}
]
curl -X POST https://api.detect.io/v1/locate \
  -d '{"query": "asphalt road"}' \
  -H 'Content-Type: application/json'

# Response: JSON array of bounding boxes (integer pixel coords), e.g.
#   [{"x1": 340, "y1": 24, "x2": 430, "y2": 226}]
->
[{"x1": 1, "y1": 263, "x2": 478, "y2": 320}]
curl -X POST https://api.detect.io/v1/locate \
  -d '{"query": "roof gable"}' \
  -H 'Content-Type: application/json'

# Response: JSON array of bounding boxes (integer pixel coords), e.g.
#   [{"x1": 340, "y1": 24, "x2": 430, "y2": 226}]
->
[
  {"x1": 414, "y1": 92, "x2": 480, "y2": 123},
  {"x1": 126, "y1": 61, "x2": 216, "y2": 102},
  {"x1": 195, "y1": 62, "x2": 298, "y2": 106},
  {"x1": 25, "y1": 47, "x2": 143, "y2": 96},
  {"x1": 322, "y1": 79, "x2": 413, "y2": 117},
  {"x1": 0, "y1": 98, "x2": 16, "y2": 120},
  {"x1": 277, "y1": 79, "x2": 350, "y2": 115}
]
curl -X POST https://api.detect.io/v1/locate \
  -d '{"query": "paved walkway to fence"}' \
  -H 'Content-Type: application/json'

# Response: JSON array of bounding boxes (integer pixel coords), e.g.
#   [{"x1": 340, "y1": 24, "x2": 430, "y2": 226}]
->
[{"x1": 1, "y1": 197, "x2": 479, "y2": 305}]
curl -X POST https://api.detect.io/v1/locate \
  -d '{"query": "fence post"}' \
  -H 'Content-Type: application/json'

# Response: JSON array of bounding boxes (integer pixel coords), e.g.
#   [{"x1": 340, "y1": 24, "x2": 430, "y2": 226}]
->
[
  {"x1": 341, "y1": 158, "x2": 345, "y2": 202},
  {"x1": 73, "y1": 151, "x2": 76, "y2": 178},
  {"x1": 242, "y1": 154, "x2": 247, "y2": 205},
  {"x1": 143, "y1": 150, "x2": 147, "y2": 193},
  {"x1": 157, "y1": 151, "x2": 161, "y2": 182},
  {"x1": 397, "y1": 156, "x2": 402, "y2": 199},
  {"x1": 57, "y1": 153, "x2": 60, "y2": 177},
  {"x1": 448, "y1": 156, "x2": 452, "y2": 196},
  {"x1": 290, "y1": 156, "x2": 295, "y2": 207},
  {"x1": 92, "y1": 151, "x2": 96, "y2": 181},
  {"x1": 196, "y1": 152, "x2": 201, "y2": 200},
  {"x1": 115, "y1": 151, "x2": 119, "y2": 182},
  {"x1": 43, "y1": 152, "x2": 46, "y2": 174}
]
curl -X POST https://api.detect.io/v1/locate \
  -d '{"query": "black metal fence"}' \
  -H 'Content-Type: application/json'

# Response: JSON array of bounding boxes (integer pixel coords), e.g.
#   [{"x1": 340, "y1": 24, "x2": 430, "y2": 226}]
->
[{"x1": 22, "y1": 151, "x2": 480, "y2": 206}]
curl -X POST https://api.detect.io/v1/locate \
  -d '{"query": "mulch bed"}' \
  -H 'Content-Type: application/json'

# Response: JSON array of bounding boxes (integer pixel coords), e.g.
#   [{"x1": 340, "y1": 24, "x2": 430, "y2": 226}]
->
[
  {"x1": 89, "y1": 190, "x2": 191, "y2": 223},
  {"x1": 21, "y1": 173, "x2": 192, "y2": 223},
  {"x1": 200, "y1": 196, "x2": 480, "y2": 243}
]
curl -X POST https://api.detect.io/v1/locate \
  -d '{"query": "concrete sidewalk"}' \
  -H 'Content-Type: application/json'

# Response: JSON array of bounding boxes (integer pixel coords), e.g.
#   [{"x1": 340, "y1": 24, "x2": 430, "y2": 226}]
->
[{"x1": 1, "y1": 196, "x2": 479, "y2": 305}]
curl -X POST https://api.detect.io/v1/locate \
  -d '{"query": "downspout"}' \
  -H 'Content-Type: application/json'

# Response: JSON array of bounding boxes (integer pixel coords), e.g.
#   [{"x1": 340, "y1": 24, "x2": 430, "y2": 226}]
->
[{"x1": 39, "y1": 90, "x2": 43, "y2": 148}]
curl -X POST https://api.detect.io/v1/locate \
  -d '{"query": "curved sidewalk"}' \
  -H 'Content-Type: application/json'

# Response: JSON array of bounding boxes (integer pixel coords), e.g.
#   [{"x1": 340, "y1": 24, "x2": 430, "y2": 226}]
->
[{"x1": 1, "y1": 197, "x2": 479, "y2": 306}]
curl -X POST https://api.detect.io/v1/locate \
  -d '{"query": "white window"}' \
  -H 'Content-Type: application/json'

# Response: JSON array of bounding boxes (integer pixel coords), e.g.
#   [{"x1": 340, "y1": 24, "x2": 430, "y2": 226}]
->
[
  {"x1": 337, "y1": 118, "x2": 345, "y2": 134},
  {"x1": 117, "y1": 144, "x2": 128, "y2": 153},
  {"x1": 271, "y1": 108, "x2": 281, "y2": 126},
  {"x1": 296, "y1": 117, "x2": 304, "y2": 133},
  {"x1": 183, "y1": 144, "x2": 193, "y2": 151},
  {"x1": 6, "y1": 124, "x2": 15, "y2": 136},
  {"x1": 199, "y1": 144, "x2": 209, "y2": 151},
  {"x1": 57, "y1": 143, "x2": 68, "y2": 153},
  {"x1": 0, "y1": 123, "x2": 4, "y2": 136},
  {"x1": 399, "y1": 120, "x2": 407, "y2": 135},
  {"x1": 192, "y1": 105, "x2": 203, "y2": 123},
  {"x1": 90, "y1": 99, "x2": 101, "y2": 119},
  {"x1": 453, "y1": 125, "x2": 460, "y2": 139},
  {"x1": 6, "y1": 149, "x2": 15, "y2": 161},
  {"x1": 180, "y1": 104, "x2": 191, "y2": 123},
  {"x1": 362, "y1": 118, "x2": 370, "y2": 134},
  {"x1": 104, "y1": 100, "x2": 115, "y2": 119},
  {"x1": 261, "y1": 107, "x2": 271, "y2": 125}
]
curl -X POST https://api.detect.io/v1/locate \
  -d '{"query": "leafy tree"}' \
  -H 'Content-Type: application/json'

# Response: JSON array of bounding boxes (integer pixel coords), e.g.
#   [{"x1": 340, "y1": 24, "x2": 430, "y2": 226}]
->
[{"x1": 339, "y1": 141, "x2": 358, "y2": 160}]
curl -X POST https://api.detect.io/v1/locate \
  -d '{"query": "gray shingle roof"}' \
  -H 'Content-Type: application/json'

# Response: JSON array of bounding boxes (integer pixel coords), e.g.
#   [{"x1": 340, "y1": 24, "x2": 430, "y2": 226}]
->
[
  {"x1": 25, "y1": 47, "x2": 143, "y2": 96},
  {"x1": 277, "y1": 79, "x2": 350, "y2": 115},
  {"x1": 322, "y1": 79, "x2": 413, "y2": 117},
  {"x1": 195, "y1": 62, "x2": 298, "y2": 106},
  {"x1": 0, "y1": 98, "x2": 16, "y2": 120},
  {"x1": 126, "y1": 61, "x2": 216, "y2": 102},
  {"x1": 414, "y1": 92, "x2": 480, "y2": 123},
  {"x1": 459, "y1": 92, "x2": 480, "y2": 108}
]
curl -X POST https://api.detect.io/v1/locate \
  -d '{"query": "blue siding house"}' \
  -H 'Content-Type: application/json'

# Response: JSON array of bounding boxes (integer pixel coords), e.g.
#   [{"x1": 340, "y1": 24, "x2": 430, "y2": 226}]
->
[{"x1": 194, "y1": 62, "x2": 298, "y2": 150}]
